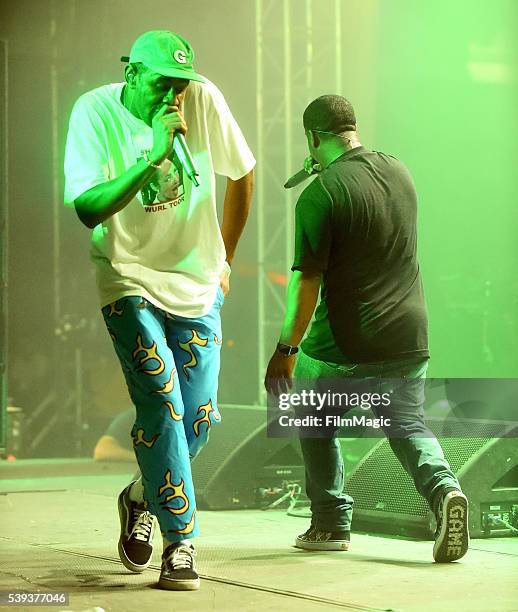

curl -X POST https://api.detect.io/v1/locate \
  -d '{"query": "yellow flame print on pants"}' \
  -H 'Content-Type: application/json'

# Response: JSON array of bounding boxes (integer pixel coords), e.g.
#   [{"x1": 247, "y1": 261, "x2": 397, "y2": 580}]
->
[
  {"x1": 178, "y1": 330, "x2": 208, "y2": 379},
  {"x1": 159, "y1": 470, "x2": 189, "y2": 515},
  {"x1": 153, "y1": 368, "x2": 176, "y2": 394},
  {"x1": 132, "y1": 334, "x2": 165, "y2": 376},
  {"x1": 174, "y1": 510, "x2": 196, "y2": 535},
  {"x1": 193, "y1": 399, "x2": 221, "y2": 437},
  {"x1": 164, "y1": 401, "x2": 183, "y2": 421},
  {"x1": 107, "y1": 301, "x2": 124, "y2": 317},
  {"x1": 133, "y1": 428, "x2": 160, "y2": 448}
]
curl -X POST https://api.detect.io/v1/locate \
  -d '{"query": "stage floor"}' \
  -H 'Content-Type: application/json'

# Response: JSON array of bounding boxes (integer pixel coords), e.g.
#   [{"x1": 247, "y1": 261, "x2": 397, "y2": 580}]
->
[{"x1": 1, "y1": 460, "x2": 517, "y2": 612}]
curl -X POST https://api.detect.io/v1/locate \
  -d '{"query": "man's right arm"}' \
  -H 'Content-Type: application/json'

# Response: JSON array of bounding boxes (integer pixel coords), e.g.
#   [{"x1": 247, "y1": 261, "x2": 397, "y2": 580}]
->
[
  {"x1": 73, "y1": 102, "x2": 186, "y2": 228},
  {"x1": 74, "y1": 158, "x2": 161, "y2": 228}
]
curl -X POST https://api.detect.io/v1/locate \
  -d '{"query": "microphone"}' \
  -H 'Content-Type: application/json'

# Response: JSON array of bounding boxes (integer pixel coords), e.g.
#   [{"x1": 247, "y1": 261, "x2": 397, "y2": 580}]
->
[
  {"x1": 172, "y1": 133, "x2": 200, "y2": 187},
  {"x1": 284, "y1": 161, "x2": 321, "y2": 189},
  {"x1": 158, "y1": 101, "x2": 200, "y2": 187}
]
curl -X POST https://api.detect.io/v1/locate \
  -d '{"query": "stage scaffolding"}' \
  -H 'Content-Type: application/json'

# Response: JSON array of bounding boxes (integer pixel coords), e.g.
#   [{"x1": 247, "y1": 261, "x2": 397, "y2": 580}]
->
[
  {"x1": 254, "y1": 0, "x2": 343, "y2": 403},
  {"x1": 0, "y1": 40, "x2": 7, "y2": 454}
]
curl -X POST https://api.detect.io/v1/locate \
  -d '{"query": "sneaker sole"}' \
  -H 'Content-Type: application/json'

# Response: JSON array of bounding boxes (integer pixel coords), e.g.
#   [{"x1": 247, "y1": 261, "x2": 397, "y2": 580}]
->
[
  {"x1": 117, "y1": 485, "x2": 154, "y2": 573},
  {"x1": 158, "y1": 577, "x2": 201, "y2": 591},
  {"x1": 295, "y1": 538, "x2": 349, "y2": 551},
  {"x1": 433, "y1": 490, "x2": 469, "y2": 563}
]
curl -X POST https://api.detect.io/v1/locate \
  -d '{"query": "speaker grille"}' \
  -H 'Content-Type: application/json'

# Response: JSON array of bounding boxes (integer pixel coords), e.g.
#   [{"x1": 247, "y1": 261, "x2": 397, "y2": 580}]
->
[
  {"x1": 346, "y1": 437, "x2": 490, "y2": 516},
  {"x1": 192, "y1": 405, "x2": 265, "y2": 490}
]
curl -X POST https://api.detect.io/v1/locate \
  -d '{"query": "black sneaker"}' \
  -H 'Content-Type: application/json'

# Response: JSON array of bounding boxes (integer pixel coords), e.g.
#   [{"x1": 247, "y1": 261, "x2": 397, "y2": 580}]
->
[
  {"x1": 433, "y1": 488, "x2": 469, "y2": 563},
  {"x1": 295, "y1": 525, "x2": 350, "y2": 551},
  {"x1": 158, "y1": 542, "x2": 200, "y2": 591},
  {"x1": 117, "y1": 482, "x2": 156, "y2": 573}
]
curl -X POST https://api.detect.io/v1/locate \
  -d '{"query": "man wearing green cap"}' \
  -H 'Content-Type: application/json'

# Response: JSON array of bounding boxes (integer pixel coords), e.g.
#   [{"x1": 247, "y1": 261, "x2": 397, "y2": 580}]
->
[{"x1": 64, "y1": 30, "x2": 255, "y2": 590}]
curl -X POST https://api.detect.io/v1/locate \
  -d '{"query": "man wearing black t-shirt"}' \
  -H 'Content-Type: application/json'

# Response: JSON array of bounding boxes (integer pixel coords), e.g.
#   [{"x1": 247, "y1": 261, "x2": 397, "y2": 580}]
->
[{"x1": 265, "y1": 95, "x2": 469, "y2": 563}]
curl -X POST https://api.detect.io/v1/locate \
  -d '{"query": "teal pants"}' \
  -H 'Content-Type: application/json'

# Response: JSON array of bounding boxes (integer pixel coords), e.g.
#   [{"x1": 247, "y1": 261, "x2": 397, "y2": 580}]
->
[
  {"x1": 102, "y1": 291, "x2": 224, "y2": 542},
  {"x1": 294, "y1": 350, "x2": 460, "y2": 532}
]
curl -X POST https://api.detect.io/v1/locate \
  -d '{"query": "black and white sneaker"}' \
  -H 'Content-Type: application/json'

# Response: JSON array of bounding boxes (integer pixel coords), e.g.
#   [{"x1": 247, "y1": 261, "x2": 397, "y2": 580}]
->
[
  {"x1": 433, "y1": 488, "x2": 469, "y2": 563},
  {"x1": 295, "y1": 525, "x2": 350, "y2": 551},
  {"x1": 158, "y1": 542, "x2": 200, "y2": 591},
  {"x1": 117, "y1": 482, "x2": 156, "y2": 573}
]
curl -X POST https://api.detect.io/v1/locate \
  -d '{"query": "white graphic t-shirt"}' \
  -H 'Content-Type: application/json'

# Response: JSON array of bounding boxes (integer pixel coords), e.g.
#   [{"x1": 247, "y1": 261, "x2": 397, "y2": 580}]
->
[{"x1": 64, "y1": 79, "x2": 255, "y2": 317}]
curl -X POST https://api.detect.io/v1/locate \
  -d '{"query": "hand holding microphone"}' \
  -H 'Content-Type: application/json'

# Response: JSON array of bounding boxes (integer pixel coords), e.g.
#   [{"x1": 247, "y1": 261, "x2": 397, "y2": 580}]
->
[
  {"x1": 150, "y1": 103, "x2": 200, "y2": 187},
  {"x1": 149, "y1": 103, "x2": 186, "y2": 162},
  {"x1": 284, "y1": 156, "x2": 322, "y2": 189},
  {"x1": 303, "y1": 155, "x2": 321, "y2": 175}
]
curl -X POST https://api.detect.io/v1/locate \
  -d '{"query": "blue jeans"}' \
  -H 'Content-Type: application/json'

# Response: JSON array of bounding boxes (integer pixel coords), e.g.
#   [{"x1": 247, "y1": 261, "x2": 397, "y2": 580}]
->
[
  {"x1": 294, "y1": 350, "x2": 460, "y2": 532},
  {"x1": 102, "y1": 290, "x2": 224, "y2": 542}
]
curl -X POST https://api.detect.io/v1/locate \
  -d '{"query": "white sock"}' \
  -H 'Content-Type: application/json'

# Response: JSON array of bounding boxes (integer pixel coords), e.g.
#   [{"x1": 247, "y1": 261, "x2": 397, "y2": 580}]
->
[
  {"x1": 163, "y1": 537, "x2": 194, "y2": 550},
  {"x1": 128, "y1": 477, "x2": 144, "y2": 503}
]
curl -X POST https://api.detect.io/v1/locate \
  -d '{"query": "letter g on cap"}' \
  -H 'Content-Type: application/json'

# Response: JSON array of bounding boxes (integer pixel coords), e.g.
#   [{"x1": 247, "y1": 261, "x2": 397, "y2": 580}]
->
[{"x1": 174, "y1": 49, "x2": 187, "y2": 64}]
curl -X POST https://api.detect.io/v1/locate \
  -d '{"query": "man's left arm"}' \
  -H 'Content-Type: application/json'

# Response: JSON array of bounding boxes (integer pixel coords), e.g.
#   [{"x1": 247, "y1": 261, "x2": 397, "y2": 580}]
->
[
  {"x1": 264, "y1": 269, "x2": 321, "y2": 395},
  {"x1": 220, "y1": 169, "x2": 254, "y2": 294}
]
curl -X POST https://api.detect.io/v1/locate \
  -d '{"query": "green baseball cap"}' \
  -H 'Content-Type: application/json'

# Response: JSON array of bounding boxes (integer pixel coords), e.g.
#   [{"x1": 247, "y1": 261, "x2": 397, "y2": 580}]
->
[{"x1": 121, "y1": 30, "x2": 205, "y2": 83}]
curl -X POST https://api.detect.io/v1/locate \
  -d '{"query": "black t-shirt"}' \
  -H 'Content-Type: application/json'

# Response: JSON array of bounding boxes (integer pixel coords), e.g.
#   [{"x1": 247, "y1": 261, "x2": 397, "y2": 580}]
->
[{"x1": 292, "y1": 146, "x2": 429, "y2": 363}]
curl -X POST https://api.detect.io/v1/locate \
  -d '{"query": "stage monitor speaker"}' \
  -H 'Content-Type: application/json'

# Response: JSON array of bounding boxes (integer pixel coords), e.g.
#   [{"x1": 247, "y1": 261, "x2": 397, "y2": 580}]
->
[
  {"x1": 345, "y1": 432, "x2": 518, "y2": 538},
  {"x1": 191, "y1": 404, "x2": 304, "y2": 510}
]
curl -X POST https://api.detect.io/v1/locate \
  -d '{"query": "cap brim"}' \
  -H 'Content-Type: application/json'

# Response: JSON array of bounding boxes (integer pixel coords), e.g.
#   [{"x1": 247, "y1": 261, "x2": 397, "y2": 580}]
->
[
  {"x1": 144, "y1": 63, "x2": 206, "y2": 83},
  {"x1": 120, "y1": 55, "x2": 205, "y2": 82}
]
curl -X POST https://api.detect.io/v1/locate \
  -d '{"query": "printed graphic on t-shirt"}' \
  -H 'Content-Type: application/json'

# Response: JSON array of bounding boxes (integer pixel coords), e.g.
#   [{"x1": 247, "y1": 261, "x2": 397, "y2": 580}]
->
[{"x1": 139, "y1": 151, "x2": 185, "y2": 212}]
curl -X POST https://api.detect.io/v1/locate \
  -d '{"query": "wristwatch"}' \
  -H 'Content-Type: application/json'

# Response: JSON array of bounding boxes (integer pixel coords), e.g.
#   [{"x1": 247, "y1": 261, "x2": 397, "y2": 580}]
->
[{"x1": 276, "y1": 342, "x2": 299, "y2": 356}]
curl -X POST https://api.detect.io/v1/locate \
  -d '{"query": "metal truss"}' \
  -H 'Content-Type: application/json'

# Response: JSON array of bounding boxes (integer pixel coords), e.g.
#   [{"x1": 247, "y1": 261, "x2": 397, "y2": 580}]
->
[
  {"x1": 0, "y1": 40, "x2": 7, "y2": 454},
  {"x1": 255, "y1": 0, "x2": 343, "y2": 403}
]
